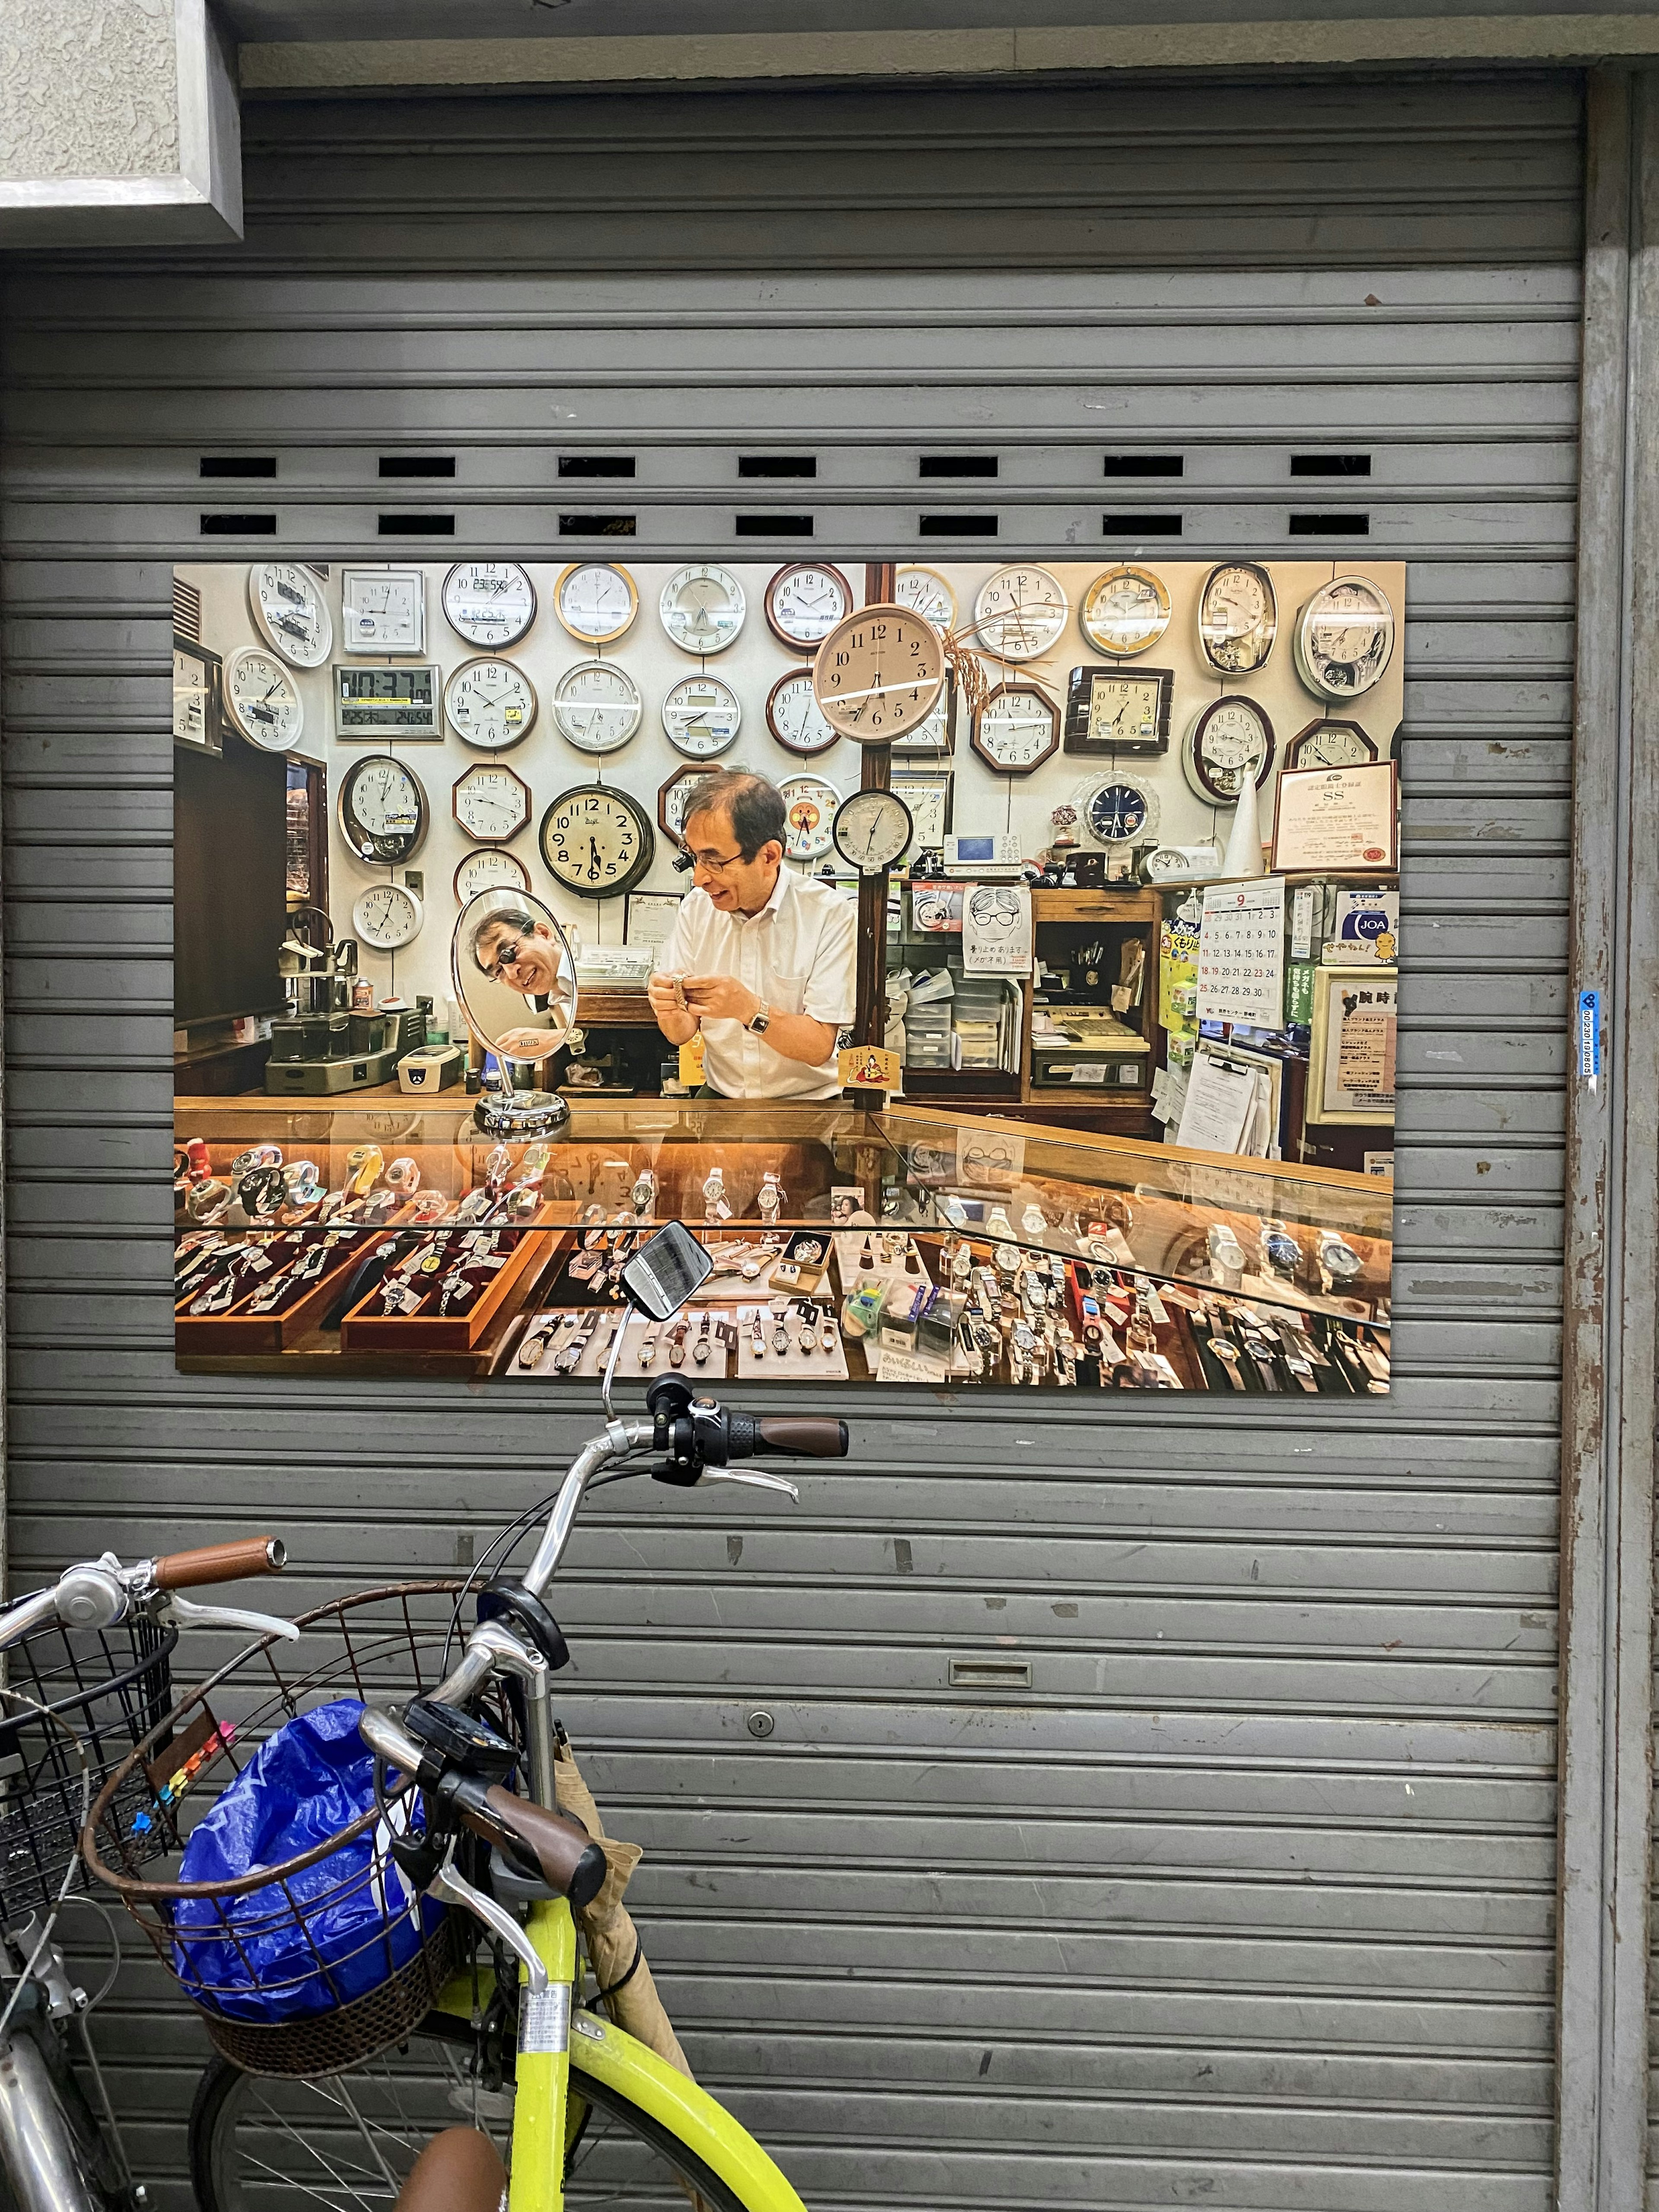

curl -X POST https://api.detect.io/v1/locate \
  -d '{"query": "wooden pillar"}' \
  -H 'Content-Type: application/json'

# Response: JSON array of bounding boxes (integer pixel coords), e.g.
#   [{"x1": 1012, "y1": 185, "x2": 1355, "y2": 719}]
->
[{"x1": 853, "y1": 563, "x2": 898, "y2": 1048}]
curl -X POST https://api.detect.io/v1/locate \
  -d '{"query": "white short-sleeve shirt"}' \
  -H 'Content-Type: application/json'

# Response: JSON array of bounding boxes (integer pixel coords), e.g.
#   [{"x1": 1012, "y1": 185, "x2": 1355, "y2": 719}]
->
[{"x1": 655, "y1": 868, "x2": 856, "y2": 1099}]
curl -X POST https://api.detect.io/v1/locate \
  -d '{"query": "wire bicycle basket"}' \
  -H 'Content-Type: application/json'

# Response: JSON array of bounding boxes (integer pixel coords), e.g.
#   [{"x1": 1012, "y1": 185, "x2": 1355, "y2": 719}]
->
[
  {"x1": 0, "y1": 1610, "x2": 178, "y2": 1929},
  {"x1": 82, "y1": 1582, "x2": 508, "y2": 2079}
]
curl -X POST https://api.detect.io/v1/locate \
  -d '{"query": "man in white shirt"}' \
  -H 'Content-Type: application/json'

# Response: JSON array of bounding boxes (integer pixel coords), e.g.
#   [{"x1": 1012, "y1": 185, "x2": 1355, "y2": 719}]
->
[{"x1": 646, "y1": 769, "x2": 856, "y2": 1100}]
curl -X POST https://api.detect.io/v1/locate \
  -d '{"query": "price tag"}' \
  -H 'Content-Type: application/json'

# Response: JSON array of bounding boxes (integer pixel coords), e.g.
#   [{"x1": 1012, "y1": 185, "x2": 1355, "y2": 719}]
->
[{"x1": 678, "y1": 1033, "x2": 706, "y2": 1088}]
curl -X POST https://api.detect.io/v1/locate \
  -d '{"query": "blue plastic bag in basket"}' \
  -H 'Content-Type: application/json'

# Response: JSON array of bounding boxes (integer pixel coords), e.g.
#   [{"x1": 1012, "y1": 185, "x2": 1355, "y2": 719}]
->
[{"x1": 174, "y1": 1697, "x2": 440, "y2": 2023}]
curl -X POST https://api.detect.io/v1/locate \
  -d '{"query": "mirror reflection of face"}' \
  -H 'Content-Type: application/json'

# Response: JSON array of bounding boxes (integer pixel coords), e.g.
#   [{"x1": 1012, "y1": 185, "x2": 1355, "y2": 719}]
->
[{"x1": 473, "y1": 915, "x2": 567, "y2": 998}]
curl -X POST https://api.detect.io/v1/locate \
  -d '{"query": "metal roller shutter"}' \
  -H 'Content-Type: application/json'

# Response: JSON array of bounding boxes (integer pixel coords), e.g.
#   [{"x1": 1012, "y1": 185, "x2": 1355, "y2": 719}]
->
[{"x1": 0, "y1": 66, "x2": 1577, "y2": 2211}]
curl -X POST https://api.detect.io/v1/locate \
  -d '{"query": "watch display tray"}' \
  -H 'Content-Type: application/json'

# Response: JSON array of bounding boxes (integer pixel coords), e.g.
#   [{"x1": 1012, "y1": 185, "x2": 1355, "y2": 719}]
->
[
  {"x1": 175, "y1": 1229, "x2": 388, "y2": 1355},
  {"x1": 340, "y1": 1208, "x2": 566, "y2": 1353}
]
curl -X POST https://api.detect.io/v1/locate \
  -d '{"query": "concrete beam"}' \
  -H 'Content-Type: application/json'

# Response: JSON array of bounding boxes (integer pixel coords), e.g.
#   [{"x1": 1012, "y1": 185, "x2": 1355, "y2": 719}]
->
[{"x1": 0, "y1": 0, "x2": 242, "y2": 245}]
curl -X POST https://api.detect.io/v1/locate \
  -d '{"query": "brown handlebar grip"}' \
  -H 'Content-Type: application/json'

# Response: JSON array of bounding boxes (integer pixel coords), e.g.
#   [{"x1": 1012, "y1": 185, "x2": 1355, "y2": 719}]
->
[
  {"x1": 481, "y1": 1787, "x2": 607, "y2": 1909},
  {"x1": 754, "y1": 1417, "x2": 850, "y2": 1459},
  {"x1": 152, "y1": 1537, "x2": 287, "y2": 1590}
]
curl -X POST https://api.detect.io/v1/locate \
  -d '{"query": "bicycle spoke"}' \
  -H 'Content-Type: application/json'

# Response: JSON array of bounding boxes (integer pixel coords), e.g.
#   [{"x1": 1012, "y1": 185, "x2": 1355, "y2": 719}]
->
[
  {"x1": 244, "y1": 2091, "x2": 396, "y2": 2197},
  {"x1": 237, "y1": 2143, "x2": 395, "y2": 2210}
]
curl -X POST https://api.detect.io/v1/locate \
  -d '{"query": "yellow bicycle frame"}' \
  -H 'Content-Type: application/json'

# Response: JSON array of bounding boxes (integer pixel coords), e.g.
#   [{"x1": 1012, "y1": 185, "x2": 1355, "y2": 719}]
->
[{"x1": 444, "y1": 1896, "x2": 810, "y2": 2212}]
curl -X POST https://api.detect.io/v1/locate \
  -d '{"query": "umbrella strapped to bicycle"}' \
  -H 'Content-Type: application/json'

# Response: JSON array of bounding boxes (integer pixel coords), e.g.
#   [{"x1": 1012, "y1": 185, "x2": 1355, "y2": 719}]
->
[{"x1": 84, "y1": 1222, "x2": 849, "y2": 2212}]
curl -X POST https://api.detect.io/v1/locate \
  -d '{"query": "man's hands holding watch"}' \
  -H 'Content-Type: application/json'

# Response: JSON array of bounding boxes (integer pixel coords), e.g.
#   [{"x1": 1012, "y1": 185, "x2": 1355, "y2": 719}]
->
[{"x1": 679, "y1": 974, "x2": 764, "y2": 1028}]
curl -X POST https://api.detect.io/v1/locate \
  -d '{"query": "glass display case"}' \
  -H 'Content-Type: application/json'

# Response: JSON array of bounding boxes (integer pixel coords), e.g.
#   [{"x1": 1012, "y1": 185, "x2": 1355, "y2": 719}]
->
[{"x1": 175, "y1": 1098, "x2": 1390, "y2": 1394}]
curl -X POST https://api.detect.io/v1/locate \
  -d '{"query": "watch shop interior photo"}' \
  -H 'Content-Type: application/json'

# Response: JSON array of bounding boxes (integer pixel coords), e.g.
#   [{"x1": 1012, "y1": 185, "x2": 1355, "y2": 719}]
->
[{"x1": 175, "y1": 554, "x2": 1402, "y2": 1391}]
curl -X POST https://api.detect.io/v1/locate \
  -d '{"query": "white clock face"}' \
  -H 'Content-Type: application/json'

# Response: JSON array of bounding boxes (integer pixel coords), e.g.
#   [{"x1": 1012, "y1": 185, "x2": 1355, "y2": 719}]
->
[
  {"x1": 454, "y1": 848, "x2": 531, "y2": 904},
  {"x1": 661, "y1": 769, "x2": 718, "y2": 842},
  {"x1": 1290, "y1": 719, "x2": 1377, "y2": 770},
  {"x1": 550, "y1": 659, "x2": 641, "y2": 754},
  {"x1": 342, "y1": 568, "x2": 424, "y2": 654},
  {"x1": 766, "y1": 563, "x2": 852, "y2": 648},
  {"x1": 662, "y1": 674, "x2": 741, "y2": 757},
  {"x1": 779, "y1": 775, "x2": 840, "y2": 861},
  {"x1": 764, "y1": 670, "x2": 838, "y2": 758},
  {"x1": 660, "y1": 564, "x2": 745, "y2": 654},
  {"x1": 442, "y1": 562, "x2": 537, "y2": 648},
  {"x1": 1186, "y1": 697, "x2": 1274, "y2": 801},
  {"x1": 893, "y1": 682, "x2": 953, "y2": 755},
  {"x1": 1081, "y1": 566, "x2": 1171, "y2": 658},
  {"x1": 1199, "y1": 563, "x2": 1277, "y2": 675},
  {"x1": 1296, "y1": 576, "x2": 1395, "y2": 699},
  {"x1": 248, "y1": 562, "x2": 332, "y2": 668},
  {"x1": 540, "y1": 785, "x2": 654, "y2": 898},
  {"x1": 972, "y1": 566, "x2": 1068, "y2": 662},
  {"x1": 974, "y1": 684, "x2": 1058, "y2": 773},
  {"x1": 555, "y1": 562, "x2": 637, "y2": 645},
  {"x1": 174, "y1": 649, "x2": 215, "y2": 747},
  {"x1": 445, "y1": 658, "x2": 536, "y2": 751},
  {"x1": 341, "y1": 756, "x2": 426, "y2": 862},
  {"x1": 453, "y1": 764, "x2": 530, "y2": 843},
  {"x1": 223, "y1": 647, "x2": 303, "y2": 750},
  {"x1": 834, "y1": 789, "x2": 912, "y2": 874},
  {"x1": 352, "y1": 882, "x2": 424, "y2": 951},
  {"x1": 894, "y1": 565, "x2": 957, "y2": 634},
  {"x1": 1084, "y1": 777, "x2": 1159, "y2": 845}
]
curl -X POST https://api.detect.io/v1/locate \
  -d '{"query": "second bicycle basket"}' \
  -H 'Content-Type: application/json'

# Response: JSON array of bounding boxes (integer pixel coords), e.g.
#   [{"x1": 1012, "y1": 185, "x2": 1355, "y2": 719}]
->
[
  {"x1": 83, "y1": 1582, "x2": 504, "y2": 2079},
  {"x1": 0, "y1": 1608, "x2": 177, "y2": 1926}
]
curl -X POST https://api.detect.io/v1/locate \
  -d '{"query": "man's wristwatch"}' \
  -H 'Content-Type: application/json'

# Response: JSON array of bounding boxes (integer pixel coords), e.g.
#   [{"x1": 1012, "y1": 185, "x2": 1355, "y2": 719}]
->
[{"x1": 745, "y1": 1000, "x2": 772, "y2": 1035}]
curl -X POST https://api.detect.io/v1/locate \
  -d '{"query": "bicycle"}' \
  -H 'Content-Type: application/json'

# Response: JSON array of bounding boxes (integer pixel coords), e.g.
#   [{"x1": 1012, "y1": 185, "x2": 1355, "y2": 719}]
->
[
  {"x1": 0, "y1": 1534, "x2": 289, "y2": 2212},
  {"x1": 87, "y1": 1221, "x2": 849, "y2": 2211}
]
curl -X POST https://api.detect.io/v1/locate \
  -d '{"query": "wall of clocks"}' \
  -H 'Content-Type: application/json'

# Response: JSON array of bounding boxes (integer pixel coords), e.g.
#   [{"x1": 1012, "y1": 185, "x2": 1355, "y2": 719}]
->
[{"x1": 183, "y1": 554, "x2": 1404, "y2": 1009}]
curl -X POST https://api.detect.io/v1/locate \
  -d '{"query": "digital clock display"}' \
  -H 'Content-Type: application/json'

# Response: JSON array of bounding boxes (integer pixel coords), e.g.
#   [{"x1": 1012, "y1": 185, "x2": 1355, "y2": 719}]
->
[{"x1": 332, "y1": 663, "x2": 442, "y2": 739}]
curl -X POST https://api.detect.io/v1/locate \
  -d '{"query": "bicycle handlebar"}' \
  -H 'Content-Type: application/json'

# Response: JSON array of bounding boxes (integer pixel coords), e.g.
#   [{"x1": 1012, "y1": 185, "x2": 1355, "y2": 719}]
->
[{"x1": 152, "y1": 1537, "x2": 287, "y2": 1590}]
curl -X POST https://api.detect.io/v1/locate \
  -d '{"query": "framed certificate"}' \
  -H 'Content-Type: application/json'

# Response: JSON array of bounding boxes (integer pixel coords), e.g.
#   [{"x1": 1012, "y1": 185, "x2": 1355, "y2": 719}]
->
[
  {"x1": 626, "y1": 891, "x2": 683, "y2": 948},
  {"x1": 1270, "y1": 760, "x2": 1399, "y2": 874},
  {"x1": 1306, "y1": 964, "x2": 1398, "y2": 1124}
]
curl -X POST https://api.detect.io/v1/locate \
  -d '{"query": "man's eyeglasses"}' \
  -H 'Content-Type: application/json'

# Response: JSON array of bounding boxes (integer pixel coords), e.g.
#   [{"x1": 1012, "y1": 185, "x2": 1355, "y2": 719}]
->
[
  {"x1": 482, "y1": 935, "x2": 528, "y2": 981},
  {"x1": 676, "y1": 843, "x2": 750, "y2": 876}
]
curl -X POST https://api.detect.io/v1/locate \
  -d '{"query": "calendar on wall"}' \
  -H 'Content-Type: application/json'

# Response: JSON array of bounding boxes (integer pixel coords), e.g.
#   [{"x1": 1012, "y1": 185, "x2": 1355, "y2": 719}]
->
[{"x1": 1195, "y1": 877, "x2": 1287, "y2": 1028}]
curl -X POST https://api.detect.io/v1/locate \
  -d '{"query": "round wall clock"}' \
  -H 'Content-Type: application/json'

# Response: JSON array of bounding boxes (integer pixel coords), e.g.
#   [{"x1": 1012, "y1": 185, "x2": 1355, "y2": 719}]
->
[
  {"x1": 765, "y1": 562, "x2": 853, "y2": 650},
  {"x1": 339, "y1": 754, "x2": 429, "y2": 865},
  {"x1": 972, "y1": 566, "x2": 1068, "y2": 662},
  {"x1": 765, "y1": 668, "x2": 839, "y2": 758},
  {"x1": 1184, "y1": 696, "x2": 1276, "y2": 801},
  {"x1": 811, "y1": 604, "x2": 945, "y2": 743},
  {"x1": 1081, "y1": 775, "x2": 1160, "y2": 846},
  {"x1": 452, "y1": 761, "x2": 531, "y2": 844},
  {"x1": 779, "y1": 773, "x2": 841, "y2": 861},
  {"x1": 222, "y1": 647, "x2": 303, "y2": 750},
  {"x1": 352, "y1": 881, "x2": 424, "y2": 952},
  {"x1": 1198, "y1": 562, "x2": 1277, "y2": 674},
  {"x1": 1294, "y1": 575, "x2": 1396, "y2": 700},
  {"x1": 444, "y1": 657, "x2": 537, "y2": 750},
  {"x1": 833, "y1": 788, "x2": 913, "y2": 875},
  {"x1": 659, "y1": 763, "x2": 721, "y2": 842},
  {"x1": 893, "y1": 565, "x2": 958, "y2": 634},
  {"x1": 552, "y1": 659, "x2": 642, "y2": 754},
  {"x1": 247, "y1": 562, "x2": 331, "y2": 668},
  {"x1": 660, "y1": 564, "x2": 746, "y2": 655},
  {"x1": 1286, "y1": 716, "x2": 1379, "y2": 770},
  {"x1": 1080, "y1": 566, "x2": 1171, "y2": 658},
  {"x1": 454, "y1": 848, "x2": 531, "y2": 905},
  {"x1": 553, "y1": 561, "x2": 638, "y2": 645},
  {"x1": 662, "y1": 674, "x2": 741, "y2": 758},
  {"x1": 539, "y1": 784, "x2": 655, "y2": 899},
  {"x1": 972, "y1": 680, "x2": 1061, "y2": 774},
  {"x1": 897, "y1": 680, "x2": 954, "y2": 756},
  {"x1": 442, "y1": 562, "x2": 537, "y2": 648}
]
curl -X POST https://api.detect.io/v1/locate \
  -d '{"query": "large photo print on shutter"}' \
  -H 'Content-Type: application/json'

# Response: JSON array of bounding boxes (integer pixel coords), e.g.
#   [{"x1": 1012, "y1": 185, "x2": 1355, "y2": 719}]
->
[{"x1": 172, "y1": 555, "x2": 1402, "y2": 1393}]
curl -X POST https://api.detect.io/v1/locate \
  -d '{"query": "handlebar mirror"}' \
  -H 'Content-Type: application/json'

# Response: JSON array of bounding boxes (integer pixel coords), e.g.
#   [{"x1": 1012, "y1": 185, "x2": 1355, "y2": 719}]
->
[{"x1": 619, "y1": 1220, "x2": 713, "y2": 1322}]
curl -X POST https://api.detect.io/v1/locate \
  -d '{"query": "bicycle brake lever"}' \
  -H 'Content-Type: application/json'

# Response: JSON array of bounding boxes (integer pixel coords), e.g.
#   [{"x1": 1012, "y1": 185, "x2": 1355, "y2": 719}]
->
[
  {"x1": 696, "y1": 1469, "x2": 800, "y2": 1502},
  {"x1": 429, "y1": 1842, "x2": 549, "y2": 1995},
  {"x1": 163, "y1": 1592, "x2": 301, "y2": 1641}
]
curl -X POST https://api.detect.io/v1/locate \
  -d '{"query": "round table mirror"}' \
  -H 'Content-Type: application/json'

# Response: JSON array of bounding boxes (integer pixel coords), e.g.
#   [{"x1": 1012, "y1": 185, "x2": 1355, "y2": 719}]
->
[{"x1": 451, "y1": 889, "x2": 578, "y2": 1135}]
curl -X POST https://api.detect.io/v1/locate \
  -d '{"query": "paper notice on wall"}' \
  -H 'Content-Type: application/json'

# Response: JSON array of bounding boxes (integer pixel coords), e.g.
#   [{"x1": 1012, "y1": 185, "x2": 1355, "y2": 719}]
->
[
  {"x1": 1196, "y1": 877, "x2": 1287, "y2": 1028},
  {"x1": 1175, "y1": 1049, "x2": 1258, "y2": 1156},
  {"x1": 962, "y1": 884, "x2": 1033, "y2": 975}
]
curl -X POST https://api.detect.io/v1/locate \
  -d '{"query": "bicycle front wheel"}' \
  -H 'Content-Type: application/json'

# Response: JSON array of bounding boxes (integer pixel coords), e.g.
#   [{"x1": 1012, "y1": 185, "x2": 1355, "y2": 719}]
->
[{"x1": 188, "y1": 2024, "x2": 756, "y2": 2212}]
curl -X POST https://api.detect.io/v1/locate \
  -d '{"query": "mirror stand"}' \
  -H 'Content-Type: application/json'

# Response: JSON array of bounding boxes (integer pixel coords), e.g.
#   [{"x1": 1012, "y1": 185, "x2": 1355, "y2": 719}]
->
[
  {"x1": 451, "y1": 889, "x2": 582, "y2": 1142},
  {"x1": 474, "y1": 1061, "x2": 572, "y2": 1140}
]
